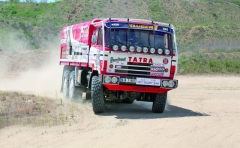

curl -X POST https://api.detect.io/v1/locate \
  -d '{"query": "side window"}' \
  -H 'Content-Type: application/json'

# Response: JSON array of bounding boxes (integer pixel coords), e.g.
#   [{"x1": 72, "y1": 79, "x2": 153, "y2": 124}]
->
[
  {"x1": 92, "y1": 28, "x2": 98, "y2": 45},
  {"x1": 97, "y1": 28, "x2": 103, "y2": 45},
  {"x1": 95, "y1": 29, "x2": 99, "y2": 39}
]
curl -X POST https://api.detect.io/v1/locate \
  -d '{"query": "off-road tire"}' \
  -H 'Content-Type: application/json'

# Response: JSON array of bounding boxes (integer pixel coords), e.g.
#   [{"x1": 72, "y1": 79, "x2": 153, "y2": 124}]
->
[
  {"x1": 63, "y1": 70, "x2": 70, "y2": 99},
  {"x1": 91, "y1": 76, "x2": 104, "y2": 113},
  {"x1": 69, "y1": 71, "x2": 77, "y2": 100},
  {"x1": 152, "y1": 93, "x2": 167, "y2": 113}
]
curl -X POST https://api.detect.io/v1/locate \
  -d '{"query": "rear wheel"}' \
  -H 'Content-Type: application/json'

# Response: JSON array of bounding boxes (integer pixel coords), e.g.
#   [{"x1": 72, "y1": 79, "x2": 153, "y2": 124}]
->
[
  {"x1": 152, "y1": 93, "x2": 167, "y2": 113},
  {"x1": 91, "y1": 76, "x2": 104, "y2": 113},
  {"x1": 69, "y1": 71, "x2": 77, "y2": 100},
  {"x1": 63, "y1": 70, "x2": 70, "y2": 99}
]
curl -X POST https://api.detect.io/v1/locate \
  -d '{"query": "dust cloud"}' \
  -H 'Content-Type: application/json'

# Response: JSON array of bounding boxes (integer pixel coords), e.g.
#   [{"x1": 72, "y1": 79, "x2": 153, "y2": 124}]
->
[
  {"x1": 0, "y1": 54, "x2": 9, "y2": 77},
  {"x1": 0, "y1": 29, "x2": 31, "y2": 51},
  {"x1": 0, "y1": 28, "x2": 63, "y2": 98},
  {"x1": 0, "y1": 51, "x2": 63, "y2": 99}
]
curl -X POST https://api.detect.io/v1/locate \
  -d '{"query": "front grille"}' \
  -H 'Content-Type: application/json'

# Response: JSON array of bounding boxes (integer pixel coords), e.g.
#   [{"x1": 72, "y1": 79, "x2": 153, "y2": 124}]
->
[{"x1": 115, "y1": 62, "x2": 151, "y2": 76}]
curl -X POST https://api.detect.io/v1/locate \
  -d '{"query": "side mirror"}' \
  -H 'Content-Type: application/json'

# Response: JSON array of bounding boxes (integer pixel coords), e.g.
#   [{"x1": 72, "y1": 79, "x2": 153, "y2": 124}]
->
[{"x1": 91, "y1": 35, "x2": 96, "y2": 44}]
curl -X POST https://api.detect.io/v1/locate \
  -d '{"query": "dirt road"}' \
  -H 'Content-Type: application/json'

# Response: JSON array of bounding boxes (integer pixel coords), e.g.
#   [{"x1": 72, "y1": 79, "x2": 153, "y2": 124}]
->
[{"x1": 0, "y1": 75, "x2": 240, "y2": 148}]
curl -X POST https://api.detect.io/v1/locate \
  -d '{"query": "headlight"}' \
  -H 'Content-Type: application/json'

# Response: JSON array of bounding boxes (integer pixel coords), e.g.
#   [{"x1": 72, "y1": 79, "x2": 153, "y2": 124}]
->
[
  {"x1": 143, "y1": 47, "x2": 148, "y2": 53},
  {"x1": 157, "y1": 48, "x2": 163, "y2": 54},
  {"x1": 168, "y1": 80, "x2": 175, "y2": 88},
  {"x1": 111, "y1": 77, "x2": 118, "y2": 83},
  {"x1": 136, "y1": 46, "x2": 142, "y2": 53},
  {"x1": 150, "y1": 48, "x2": 155, "y2": 54},
  {"x1": 129, "y1": 46, "x2": 135, "y2": 52},
  {"x1": 121, "y1": 45, "x2": 127, "y2": 52},
  {"x1": 113, "y1": 45, "x2": 118, "y2": 51},
  {"x1": 162, "y1": 81, "x2": 169, "y2": 87},
  {"x1": 164, "y1": 49, "x2": 170, "y2": 55},
  {"x1": 104, "y1": 76, "x2": 111, "y2": 83}
]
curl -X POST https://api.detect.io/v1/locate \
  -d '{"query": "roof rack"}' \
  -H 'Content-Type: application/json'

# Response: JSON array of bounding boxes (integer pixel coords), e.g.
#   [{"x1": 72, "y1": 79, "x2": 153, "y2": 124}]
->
[
  {"x1": 107, "y1": 18, "x2": 171, "y2": 28},
  {"x1": 90, "y1": 18, "x2": 175, "y2": 29}
]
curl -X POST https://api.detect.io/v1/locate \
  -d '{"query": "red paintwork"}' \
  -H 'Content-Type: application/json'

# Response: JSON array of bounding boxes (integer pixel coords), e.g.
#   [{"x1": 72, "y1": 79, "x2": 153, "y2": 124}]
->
[
  {"x1": 103, "y1": 84, "x2": 171, "y2": 93},
  {"x1": 169, "y1": 66, "x2": 176, "y2": 79}
]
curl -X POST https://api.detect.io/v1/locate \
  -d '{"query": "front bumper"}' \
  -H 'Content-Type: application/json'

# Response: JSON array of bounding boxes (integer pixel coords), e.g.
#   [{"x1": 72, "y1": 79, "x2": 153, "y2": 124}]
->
[{"x1": 101, "y1": 75, "x2": 178, "y2": 93}]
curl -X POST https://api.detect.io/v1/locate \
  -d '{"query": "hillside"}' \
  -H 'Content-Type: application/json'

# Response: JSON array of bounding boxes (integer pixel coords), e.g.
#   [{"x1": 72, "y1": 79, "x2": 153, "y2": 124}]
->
[{"x1": 0, "y1": 0, "x2": 240, "y2": 51}]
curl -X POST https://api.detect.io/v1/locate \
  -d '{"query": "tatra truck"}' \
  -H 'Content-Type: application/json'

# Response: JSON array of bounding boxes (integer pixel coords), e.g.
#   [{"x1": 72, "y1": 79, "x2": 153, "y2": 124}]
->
[{"x1": 59, "y1": 18, "x2": 178, "y2": 113}]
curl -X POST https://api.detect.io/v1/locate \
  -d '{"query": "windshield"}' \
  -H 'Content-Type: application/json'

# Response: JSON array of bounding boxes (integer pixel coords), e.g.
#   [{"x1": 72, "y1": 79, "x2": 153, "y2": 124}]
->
[{"x1": 105, "y1": 28, "x2": 171, "y2": 49}]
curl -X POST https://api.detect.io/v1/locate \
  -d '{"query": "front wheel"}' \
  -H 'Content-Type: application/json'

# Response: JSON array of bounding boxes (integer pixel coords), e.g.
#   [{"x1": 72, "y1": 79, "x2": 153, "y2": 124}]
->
[
  {"x1": 91, "y1": 76, "x2": 105, "y2": 113},
  {"x1": 152, "y1": 93, "x2": 167, "y2": 113}
]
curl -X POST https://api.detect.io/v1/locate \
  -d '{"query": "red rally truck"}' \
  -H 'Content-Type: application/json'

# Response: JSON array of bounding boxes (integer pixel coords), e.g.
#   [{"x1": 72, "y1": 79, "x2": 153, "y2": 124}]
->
[{"x1": 60, "y1": 18, "x2": 178, "y2": 113}]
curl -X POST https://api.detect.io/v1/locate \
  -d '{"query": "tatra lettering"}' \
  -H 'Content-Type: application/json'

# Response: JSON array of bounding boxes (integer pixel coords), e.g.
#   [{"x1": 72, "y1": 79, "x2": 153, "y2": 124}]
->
[
  {"x1": 128, "y1": 57, "x2": 153, "y2": 63},
  {"x1": 143, "y1": 58, "x2": 147, "y2": 63},
  {"x1": 139, "y1": 57, "x2": 142, "y2": 62},
  {"x1": 149, "y1": 58, "x2": 153, "y2": 63},
  {"x1": 133, "y1": 57, "x2": 137, "y2": 62}
]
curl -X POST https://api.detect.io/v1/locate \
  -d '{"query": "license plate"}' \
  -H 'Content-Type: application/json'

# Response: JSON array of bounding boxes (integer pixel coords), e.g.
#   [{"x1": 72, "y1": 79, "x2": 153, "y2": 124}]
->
[
  {"x1": 136, "y1": 78, "x2": 161, "y2": 86},
  {"x1": 120, "y1": 78, "x2": 136, "y2": 83}
]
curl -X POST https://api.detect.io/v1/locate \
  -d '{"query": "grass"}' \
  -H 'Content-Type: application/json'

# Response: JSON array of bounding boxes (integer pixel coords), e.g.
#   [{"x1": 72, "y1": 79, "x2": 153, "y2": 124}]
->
[
  {"x1": 178, "y1": 51, "x2": 240, "y2": 74},
  {"x1": 0, "y1": 91, "x2": 79, "y2": 129}
]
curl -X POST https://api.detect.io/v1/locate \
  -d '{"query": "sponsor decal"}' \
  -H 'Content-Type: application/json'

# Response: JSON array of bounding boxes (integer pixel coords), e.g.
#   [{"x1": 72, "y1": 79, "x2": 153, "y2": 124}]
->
[
  {"x1": 110, "y1": 57, "x2": 126, "y2": 63},
  {"x1": 111, "y1": 23, "x2": 120, "y2": 26},
  {"x1": 80, "y1": 33, "x2": 88, "y2": 37},
  {"x1": 163, "y1": 58, "x2": 169, "y2": 64},
  {"x1": 82, "y1": 47, "x2": 88, "y2": 54},
  {"x1": 128, "y1": 57, "x2": 153, "y2": 63},
  {"x1": 61, "y1": 51, "x2": 67, "y2": 59},
  {"x1": 81, "y1": 26, "x2": 89, "y2": 33},
  {"x1": 109, "y1": 64, "x2": 114, "y2": 69},
  {"x1": 163, "y1": 27, "x2": 168, "y2": 31},
  {"x1": 150, "y1": 72, "x2": 164, "y2": 76},
  {"x1": 136, "y1": 78, "x2": 160, "y2": 86},
  {"x1": 129, "y1": 24, "x2": 158, "y2": 30},
  {"x1": 150, "y1": 64, "x2": 165, "y2": 76}
]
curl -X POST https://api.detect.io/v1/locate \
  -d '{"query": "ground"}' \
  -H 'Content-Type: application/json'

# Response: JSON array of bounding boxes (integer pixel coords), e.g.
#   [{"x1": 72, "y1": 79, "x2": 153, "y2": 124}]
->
[{"x1": 0, "y1": 50, "x2": 240, "y2": 148}]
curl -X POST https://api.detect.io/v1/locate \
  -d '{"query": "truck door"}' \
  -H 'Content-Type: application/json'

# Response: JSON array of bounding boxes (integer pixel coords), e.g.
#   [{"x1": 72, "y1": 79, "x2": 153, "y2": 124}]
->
[{"x1": 89, "y1": 25, "x2": 103, "y2": 70}]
